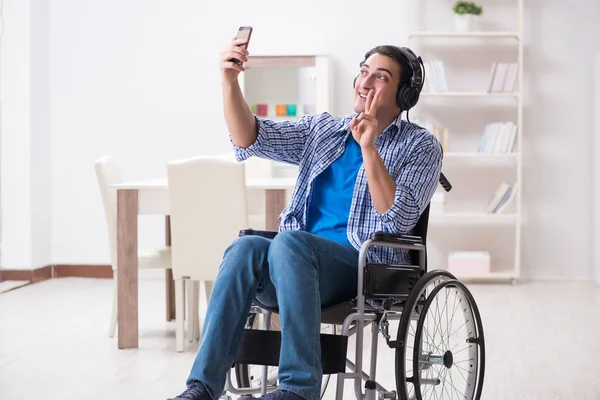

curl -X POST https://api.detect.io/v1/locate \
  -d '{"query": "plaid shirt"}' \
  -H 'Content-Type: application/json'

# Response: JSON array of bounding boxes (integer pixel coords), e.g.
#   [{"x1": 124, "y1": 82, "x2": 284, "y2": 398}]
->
[{"x1": 231, "y1": 112, "x2": 443, "y2": 265}]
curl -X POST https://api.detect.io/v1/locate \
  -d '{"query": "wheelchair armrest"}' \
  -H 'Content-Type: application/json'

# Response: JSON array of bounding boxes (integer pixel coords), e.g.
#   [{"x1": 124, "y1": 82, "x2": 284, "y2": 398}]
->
[
  {"x1": 238, "y1": 228, "x2": 278, "y2": 239},
  {"x1": 369, "y1": 231, "x2": 423, "y2": 245}
]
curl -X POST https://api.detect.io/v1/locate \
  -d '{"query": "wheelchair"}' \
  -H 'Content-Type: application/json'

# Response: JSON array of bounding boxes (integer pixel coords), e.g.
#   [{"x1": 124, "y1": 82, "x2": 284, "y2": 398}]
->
[{"x1": 222, "y1": 173, "x2": 485, "y2": 400}]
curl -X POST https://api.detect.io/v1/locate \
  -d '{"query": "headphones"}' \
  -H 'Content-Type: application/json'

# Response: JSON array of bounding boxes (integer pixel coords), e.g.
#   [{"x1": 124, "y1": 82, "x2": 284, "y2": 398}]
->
[{"x1": 353, "y1": 45, "x2": 425, "y2": 112}]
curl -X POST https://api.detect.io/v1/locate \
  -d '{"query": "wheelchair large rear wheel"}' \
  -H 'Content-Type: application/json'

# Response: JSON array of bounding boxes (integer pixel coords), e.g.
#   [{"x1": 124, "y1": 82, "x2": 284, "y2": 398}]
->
[
  {"x1": 412, "y1": 279, "x2": 485, "y2": 400},
  {"x1": 395, "y1": 269, "x2": 457, "y2": 400}
]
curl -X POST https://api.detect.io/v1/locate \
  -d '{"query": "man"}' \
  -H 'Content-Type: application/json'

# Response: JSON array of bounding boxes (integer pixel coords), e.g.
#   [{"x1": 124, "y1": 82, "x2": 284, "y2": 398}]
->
[{"x1": 168, "y1": 39, "x2": 442, "y2": 400}]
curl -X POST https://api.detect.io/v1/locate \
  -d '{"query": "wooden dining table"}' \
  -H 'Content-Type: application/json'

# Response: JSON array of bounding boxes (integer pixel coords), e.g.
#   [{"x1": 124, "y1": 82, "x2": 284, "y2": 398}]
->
[{"x1": 110, "y1": 176, "x2": 296, "y2": 349}]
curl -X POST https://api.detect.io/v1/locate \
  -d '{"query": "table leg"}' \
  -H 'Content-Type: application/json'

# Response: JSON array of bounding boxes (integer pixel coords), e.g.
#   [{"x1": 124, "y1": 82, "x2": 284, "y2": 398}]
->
[
  {"x1": 265, "y1": 189, "x2": 286, "y2": 232},
  {"x1": 264, "y1": 189, "x2": 287, "y2": 332},
  {"x1": 117, "y1": 189, "x2": 139, "y2": 349},
  {"x1": 165, "y1": 216, "x2": 176, "y2": 321}
]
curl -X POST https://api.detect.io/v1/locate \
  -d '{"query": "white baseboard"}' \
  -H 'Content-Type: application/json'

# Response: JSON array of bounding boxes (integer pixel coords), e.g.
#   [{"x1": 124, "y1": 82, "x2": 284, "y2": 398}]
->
[{"x1": 522, "y1": 276, "x2": 593, "y2": 283}]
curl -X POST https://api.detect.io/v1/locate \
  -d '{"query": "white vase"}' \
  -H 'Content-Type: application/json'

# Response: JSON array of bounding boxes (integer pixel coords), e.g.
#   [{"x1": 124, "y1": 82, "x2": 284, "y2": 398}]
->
[{"x1": 454, "y1": 14, "x2": 475, "y2": 32}]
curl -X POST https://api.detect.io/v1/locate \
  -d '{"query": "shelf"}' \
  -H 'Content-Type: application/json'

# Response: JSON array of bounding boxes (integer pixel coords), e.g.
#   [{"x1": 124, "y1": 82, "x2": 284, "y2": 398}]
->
[
  {"x1": 409, "y1": 31, "x2": 520, "y2": 39},
  {"x1": 420, "y1": 91, "x2": 519, "y2": 98},
  {"x1": 270, "y1": 116, "x2": 301, "y2": 122},
  {"x1": 245, "y1": 56, "x2": 317, "y2": 69},
  {"x1": 429, "y1": 212, "x2": 517, "y2": 226},
  {"x1": 443, "y1": 153, "x2": 519, "y2": 165},
  {"x1": 452, "y1": 270, "x2": 518, "y2": 282},
  {"x1": 444, "y1": 152, "x2": 518, "y2": 159}
]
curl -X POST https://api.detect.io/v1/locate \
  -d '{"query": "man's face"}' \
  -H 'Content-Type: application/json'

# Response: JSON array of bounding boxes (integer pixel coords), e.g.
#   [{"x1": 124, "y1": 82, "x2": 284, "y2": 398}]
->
[{"x1": 353, "y1": 53, "x2": 402, "y2": 116}]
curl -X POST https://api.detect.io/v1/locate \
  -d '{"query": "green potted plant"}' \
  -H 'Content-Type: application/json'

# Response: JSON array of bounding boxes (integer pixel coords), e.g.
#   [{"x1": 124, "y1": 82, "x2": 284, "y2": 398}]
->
[{"x1": 453, "y1": 1, "x2": 483, "y2": 32}]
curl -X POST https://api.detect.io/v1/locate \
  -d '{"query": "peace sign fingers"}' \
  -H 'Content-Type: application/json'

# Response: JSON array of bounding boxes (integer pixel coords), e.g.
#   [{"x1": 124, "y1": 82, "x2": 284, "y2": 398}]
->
[{"x1": 365, "y1": 89, "x2": 380, "y2": 117}]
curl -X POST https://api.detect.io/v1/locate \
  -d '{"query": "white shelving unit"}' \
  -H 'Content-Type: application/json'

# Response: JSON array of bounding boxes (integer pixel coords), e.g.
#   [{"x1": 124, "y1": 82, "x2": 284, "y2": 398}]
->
[
  {"x1": 408, "y1": 0, "x2": 524, "y2": 283},
  {"x1": 238, "y1": 54, "x2": 332, "y2": 178}
]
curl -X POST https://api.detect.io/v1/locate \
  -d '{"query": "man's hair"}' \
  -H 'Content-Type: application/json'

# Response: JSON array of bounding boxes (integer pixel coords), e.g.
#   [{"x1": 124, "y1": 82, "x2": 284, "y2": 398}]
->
[{"x1": 362, "y1": 45, "x2": 412, "y2": 89}]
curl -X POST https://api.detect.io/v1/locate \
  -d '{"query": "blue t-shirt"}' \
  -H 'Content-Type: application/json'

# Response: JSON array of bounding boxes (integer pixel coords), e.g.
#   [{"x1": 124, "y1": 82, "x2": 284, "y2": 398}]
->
[{"x1": 305, "y1": 134, "x2": 363, "y2": 248}]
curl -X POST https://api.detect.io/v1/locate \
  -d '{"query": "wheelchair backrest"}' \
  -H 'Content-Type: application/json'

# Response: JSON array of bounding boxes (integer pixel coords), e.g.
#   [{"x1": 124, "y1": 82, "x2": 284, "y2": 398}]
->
[
  {"x1": 409, "y1": 203, "x2": 431, "y2": 268},
  {"x1": 408, "y1": 172, "x2": 451, "y2": 269}
]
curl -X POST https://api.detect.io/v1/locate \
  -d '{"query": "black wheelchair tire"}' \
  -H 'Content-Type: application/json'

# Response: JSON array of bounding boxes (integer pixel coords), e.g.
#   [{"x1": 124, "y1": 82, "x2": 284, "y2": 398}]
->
[
  {"x1": 412, "y1": 279, "x2": 485, "y2": 400},
  {"x1": 395, "y1": 269, "x2": 457, "y2": 400}
]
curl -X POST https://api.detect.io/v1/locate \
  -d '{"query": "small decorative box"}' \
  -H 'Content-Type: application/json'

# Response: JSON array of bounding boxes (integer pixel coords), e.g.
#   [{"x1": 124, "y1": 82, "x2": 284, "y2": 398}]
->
[
  {"x1": 448, "y1": 251, "x2": 490, "y2": 276},
  {"x1": 257, "y1": 104, "x2": 268, "y2": 116},
  {"x1": 276, "y1": 104, "x2": 287, "y2": 116},
  {"x1": 286, "y1": 104, "x2": 297, "y2": 116}
]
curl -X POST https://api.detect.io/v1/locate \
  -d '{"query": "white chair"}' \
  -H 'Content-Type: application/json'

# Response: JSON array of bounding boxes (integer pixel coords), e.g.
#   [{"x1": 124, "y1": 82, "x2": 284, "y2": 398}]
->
[
  {"x1": 166, "y1": 155, "x2": 249, "y2": 352},
  {"x1": 95, "y1": 155, "x2": 178, "y2": 338},
  {"x1": 214, "y1": 152, "x2": 273, "y2": 230}
]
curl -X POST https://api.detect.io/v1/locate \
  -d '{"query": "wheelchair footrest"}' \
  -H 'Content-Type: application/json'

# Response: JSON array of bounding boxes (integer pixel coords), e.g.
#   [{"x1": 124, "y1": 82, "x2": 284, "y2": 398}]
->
[{"x1": 234, "y1": 329, "x2": 348, "y2": 374}]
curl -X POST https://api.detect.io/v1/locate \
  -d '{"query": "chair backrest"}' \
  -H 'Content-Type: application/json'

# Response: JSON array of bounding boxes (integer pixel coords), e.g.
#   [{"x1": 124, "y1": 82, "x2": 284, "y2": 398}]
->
[
  {"x1": 409, "y1": 203, "x2": 431, "y2": 268},
  {"x1": 166, "y1": 155, "x2": 250, "y2": 281},
  {"x1": 213, "y1": 152, "x2": 273, "y2": 179},
  {"x1": 94, "y1": 155, "x2": 123, "y2": 270}
]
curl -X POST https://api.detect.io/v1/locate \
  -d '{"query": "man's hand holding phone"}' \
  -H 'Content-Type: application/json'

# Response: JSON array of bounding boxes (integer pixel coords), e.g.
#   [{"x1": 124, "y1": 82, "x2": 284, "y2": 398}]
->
[{"x1": 220, "y1": 26, "x2": 252, "y2": 85}]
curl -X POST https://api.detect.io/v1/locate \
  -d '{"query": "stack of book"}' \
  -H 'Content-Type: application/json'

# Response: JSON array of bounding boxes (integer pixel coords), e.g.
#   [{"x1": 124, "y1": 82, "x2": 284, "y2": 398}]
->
[
  {"x1": 422, "y1": 60, "x2": 448, "y2": 92},
  {"x1": 477, "y1": 121, "x2": 517, "y2": 153},
  {"x1": 487, "y1": 62, "x2": 519, "y2": 93}
]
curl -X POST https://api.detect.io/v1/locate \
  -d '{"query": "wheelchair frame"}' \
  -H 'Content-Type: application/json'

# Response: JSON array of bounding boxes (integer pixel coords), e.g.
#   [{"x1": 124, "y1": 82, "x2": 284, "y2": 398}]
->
[
  {"x1": 222, "y1": 232, "x2": 427, "y2": 400},
  {"x1": 219, "y1": 173, "x2": 484, "y2": 400}
]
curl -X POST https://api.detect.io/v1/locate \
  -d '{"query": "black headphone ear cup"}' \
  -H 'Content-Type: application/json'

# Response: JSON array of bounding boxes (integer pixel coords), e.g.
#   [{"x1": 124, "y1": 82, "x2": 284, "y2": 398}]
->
[
  {"x1": 397, "y1": 82, "x2": 420, "y2": 110},
  {"x1": 397, "y1": 85, "x2": 411, "y2": 110},
  {"x1": 396, "y1": 85, "x2": 406, "y2": 109},
  {"x1": 401, "y1": 87, "x2": 420, "y2": 110}
]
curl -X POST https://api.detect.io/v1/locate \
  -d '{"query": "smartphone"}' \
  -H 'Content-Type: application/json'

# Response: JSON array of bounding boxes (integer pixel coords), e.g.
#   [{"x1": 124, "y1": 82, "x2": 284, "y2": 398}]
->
[{"x1": 230, "y1": 26, "x2": 253, "y2": 65}]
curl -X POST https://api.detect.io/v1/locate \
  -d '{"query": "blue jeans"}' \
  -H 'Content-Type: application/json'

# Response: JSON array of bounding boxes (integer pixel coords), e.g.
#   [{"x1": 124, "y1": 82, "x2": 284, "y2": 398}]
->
[{"x1": 186, "y1": 230, "x2": 360, "y2": 400}]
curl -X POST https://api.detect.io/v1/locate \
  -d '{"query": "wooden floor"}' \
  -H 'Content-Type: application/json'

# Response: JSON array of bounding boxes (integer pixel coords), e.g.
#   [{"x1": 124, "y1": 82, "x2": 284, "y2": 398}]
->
[{"x1": 1, "y1": 271, "x2": 599, "y2": 400}]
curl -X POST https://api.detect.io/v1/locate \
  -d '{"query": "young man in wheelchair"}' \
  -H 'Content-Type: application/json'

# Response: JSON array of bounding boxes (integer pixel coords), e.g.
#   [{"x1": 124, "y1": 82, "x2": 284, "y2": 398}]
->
[{"x1": 168, "y1": 39, "x2": 442, "y2": 400}]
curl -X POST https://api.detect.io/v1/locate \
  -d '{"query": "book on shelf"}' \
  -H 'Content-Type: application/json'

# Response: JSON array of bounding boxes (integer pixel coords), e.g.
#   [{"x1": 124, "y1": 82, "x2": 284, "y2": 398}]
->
[
  {"x1": 487, "y1": 62, "x2": 518, "y2": 93},
  {"x1": 423, "y1": 60, "x2": 448, "y2": 92},
  {"x1": 484, "y1": 182, "x2": 516, "y2": 213},
  {"x1": 477, "y1": 121, "x2": 517, "y2": 153}
]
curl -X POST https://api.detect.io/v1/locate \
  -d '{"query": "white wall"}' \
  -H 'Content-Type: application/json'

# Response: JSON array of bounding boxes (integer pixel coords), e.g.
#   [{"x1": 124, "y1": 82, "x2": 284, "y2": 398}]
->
[
  {"x1": 2, "y1": 0, "x2": 599, "y2": 279},
  {"x1": 1, "y1": 0, "x2": 33, "y2": 269}
]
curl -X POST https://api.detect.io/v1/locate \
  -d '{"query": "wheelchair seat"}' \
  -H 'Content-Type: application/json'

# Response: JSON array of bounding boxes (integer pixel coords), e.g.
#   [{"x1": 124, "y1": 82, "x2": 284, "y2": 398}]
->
[
  {"x1": 253, "y1": 297, "x2": 365, "y2": 327},
  {"x1": 246, "y1": 197, "x2": 432, "y2": 325}
]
